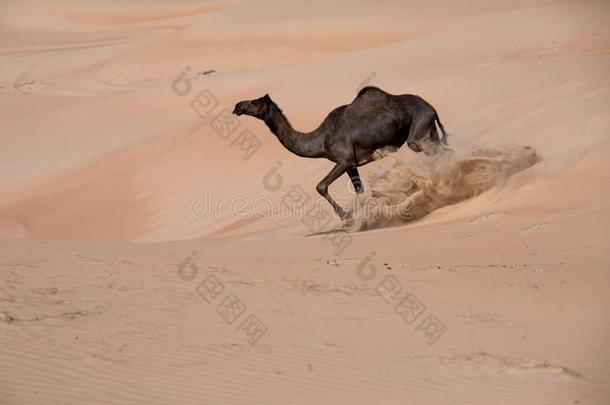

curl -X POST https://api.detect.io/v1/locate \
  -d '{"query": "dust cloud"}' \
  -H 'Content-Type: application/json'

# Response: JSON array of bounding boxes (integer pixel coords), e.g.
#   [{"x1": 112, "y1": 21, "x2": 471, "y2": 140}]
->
[{"x1": 345, "y1": 145, "x2": 540, "y2": 231}]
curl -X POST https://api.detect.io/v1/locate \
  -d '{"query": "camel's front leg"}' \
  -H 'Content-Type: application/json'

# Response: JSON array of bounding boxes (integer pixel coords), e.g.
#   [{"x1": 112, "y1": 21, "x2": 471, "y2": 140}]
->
[
  {"x1": 316, "y1": 162, "x2": 350, "y2": 218},
  {"x1": 347, "y1": 167, "x2": 364, "y2": 194}
]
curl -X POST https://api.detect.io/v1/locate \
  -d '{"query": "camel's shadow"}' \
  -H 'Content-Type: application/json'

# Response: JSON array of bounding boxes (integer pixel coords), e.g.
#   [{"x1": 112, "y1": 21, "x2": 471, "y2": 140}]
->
[{"x1": 305, "y1": 228, "x2": 347, "y2": 237}]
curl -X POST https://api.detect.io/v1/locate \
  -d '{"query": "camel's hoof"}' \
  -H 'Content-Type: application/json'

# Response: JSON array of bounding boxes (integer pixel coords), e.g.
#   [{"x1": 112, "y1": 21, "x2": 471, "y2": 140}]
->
[
  {"x1": 338, "y1": 210, "x2": 352, "y2": 220},
  {"x1": 341, "y1": 213, "x2": 356, "y2": 228},
  {"x1": 350, "y1": 179, "x2": 364, "y2": 194},
  {"x1": 408, "y1": 142, "x2": 422, "y2": 153}
]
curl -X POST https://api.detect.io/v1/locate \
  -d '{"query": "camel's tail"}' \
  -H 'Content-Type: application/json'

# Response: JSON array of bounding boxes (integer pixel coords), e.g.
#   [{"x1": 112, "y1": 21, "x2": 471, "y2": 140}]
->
[{"x1": 435, "y1": 113, "x2": 448, "y2": 145}]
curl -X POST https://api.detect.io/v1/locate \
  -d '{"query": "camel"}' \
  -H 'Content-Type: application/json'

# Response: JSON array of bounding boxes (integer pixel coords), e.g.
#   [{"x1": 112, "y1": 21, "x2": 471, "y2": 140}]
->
[{"x1": 232, "y1": 86, "x2": 449, "y2": 219}]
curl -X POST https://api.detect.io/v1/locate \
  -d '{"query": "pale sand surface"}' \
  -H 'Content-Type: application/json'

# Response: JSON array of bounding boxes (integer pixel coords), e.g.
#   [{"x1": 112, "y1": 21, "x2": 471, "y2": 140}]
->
[{"x1": 1, "y1": 1, "x2": 609, "y2": 403}]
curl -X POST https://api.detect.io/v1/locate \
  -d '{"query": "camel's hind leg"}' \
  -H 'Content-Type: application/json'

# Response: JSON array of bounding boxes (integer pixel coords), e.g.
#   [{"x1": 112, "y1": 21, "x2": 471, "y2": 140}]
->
[
  {"x1": 317, "y1": 162, "x2": 350, "y2": 218},
  {"x1": 347, "y1": 167, "x2": 364, "y2": 194},
  {"x1": 429, "y1": 120, "x2": 454, "y2": 154},
  {"x1": 429, "y1": 122, "x2": 440, "y2": 144},
  {"x1": 407, "y1": 113, "x2": 438, "y2": 156}
]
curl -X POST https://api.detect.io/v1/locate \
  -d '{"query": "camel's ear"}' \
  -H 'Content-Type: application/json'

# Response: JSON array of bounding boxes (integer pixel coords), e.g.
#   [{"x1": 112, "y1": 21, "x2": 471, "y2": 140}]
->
[{"x1": 264, "y1": 93, "x2": 271, "y2": 101}]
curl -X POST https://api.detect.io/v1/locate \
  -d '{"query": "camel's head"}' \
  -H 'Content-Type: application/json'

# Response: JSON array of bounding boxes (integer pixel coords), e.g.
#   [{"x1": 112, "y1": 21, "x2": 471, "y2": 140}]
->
[{"x1": 233, "y1": 94, "x2": 273, "y2": 119}]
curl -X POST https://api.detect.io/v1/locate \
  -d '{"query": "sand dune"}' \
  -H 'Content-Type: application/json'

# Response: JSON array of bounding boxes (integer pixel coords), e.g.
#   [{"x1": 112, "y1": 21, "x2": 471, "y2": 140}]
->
[{"x1": 1, "y1": 0, "x2": 609, "y2": 403}]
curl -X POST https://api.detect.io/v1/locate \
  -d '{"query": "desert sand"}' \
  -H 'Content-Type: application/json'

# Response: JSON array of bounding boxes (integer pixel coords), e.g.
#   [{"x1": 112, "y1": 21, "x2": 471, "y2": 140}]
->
[{"x1": 1, "y1": 0, "x2": 609, "y2": 403}]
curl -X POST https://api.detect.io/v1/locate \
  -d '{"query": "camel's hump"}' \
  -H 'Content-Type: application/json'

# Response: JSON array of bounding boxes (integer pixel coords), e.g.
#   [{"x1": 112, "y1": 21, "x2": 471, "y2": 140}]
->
[{"x1": 356, "y1": 86, "x2": 385, "y2": 98}]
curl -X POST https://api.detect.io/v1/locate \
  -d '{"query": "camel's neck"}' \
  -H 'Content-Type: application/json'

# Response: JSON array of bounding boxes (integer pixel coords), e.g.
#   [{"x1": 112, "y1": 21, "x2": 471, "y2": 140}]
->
[{"x1": 263, "y1": 103, "x2": 325, "y2": 158}]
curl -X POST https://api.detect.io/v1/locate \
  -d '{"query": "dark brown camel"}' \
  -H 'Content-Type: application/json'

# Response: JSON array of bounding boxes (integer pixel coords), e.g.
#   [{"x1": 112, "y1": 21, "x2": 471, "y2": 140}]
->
[{"x1": 232, "y1": 86, "x2": 449, "y2": 218}]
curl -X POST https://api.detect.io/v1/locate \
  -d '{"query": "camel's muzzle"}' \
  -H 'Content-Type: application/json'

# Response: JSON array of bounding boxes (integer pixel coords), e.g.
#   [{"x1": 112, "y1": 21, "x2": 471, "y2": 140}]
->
[{"x1": 232, "y1": 104, "x2": 245, "y2": 116}]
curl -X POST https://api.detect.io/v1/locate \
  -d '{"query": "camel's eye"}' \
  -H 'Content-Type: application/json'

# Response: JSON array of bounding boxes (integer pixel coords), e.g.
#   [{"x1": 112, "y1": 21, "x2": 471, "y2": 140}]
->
[{"x1": 253, "y1": 98, "x2": 268, "y2": 111}]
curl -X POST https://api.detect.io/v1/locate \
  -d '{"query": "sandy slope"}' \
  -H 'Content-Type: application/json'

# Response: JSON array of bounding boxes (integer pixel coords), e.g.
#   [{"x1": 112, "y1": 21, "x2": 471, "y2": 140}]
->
[{"x1": 1, "y1": 0, "x2": 609, "y2": 404}]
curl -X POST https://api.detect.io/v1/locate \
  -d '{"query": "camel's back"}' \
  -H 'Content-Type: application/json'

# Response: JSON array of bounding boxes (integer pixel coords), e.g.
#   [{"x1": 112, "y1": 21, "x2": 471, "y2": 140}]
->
[
  {"x1": 344, "y1": 87, "x2": 409, "y2": 121},
  {"x1": 354, "y1": 86, "x2": 428, "y2": 107},
  {"x1": 354, "y1": 86, "x2": 395, "y2": 103},
  {"x1": 316, "y1": 86, "x2": 433, "y2": 138},
  {"x1": 347, "y1": 86, "x2": 434, "y2": 120}
]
